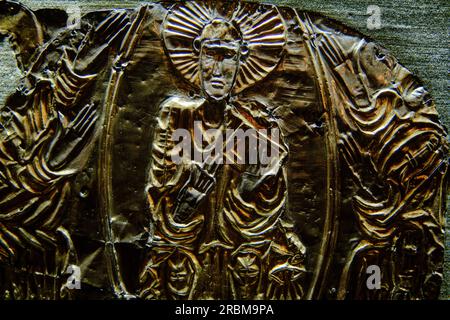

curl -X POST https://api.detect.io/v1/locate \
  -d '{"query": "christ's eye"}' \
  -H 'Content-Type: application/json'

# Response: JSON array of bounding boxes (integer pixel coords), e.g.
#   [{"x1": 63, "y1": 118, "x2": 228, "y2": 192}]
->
[
  {"x1": 205, "y1": 48, "x2": 217, "y2": 57},
  {"x1": 224, "y1": 51, "x2": 236, "y2": 59}
]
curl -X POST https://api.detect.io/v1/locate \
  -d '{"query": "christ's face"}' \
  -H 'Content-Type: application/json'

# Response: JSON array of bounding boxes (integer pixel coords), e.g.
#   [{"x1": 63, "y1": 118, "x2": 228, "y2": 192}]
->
[{"x1": 199, "y1": 39, "x2": 240, "y2": 101}]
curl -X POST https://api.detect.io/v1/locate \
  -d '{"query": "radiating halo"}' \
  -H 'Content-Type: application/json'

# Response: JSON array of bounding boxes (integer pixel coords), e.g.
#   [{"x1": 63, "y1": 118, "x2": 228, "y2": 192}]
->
[{"x1": 162, "y1": 0, "x2": 286, "y2": 93}]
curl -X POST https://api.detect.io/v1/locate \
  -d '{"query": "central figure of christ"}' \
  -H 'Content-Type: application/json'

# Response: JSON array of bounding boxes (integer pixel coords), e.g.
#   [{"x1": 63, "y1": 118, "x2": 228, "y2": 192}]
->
[{"x1": 139, "y1": 2, "x2": 306, "y2": 300}]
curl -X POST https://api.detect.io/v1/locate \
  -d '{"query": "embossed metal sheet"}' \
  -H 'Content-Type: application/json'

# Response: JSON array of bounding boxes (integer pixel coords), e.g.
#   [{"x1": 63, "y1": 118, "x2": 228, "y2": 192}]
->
[{"x1": 0, "y1": 0, "x2": 447, "y2": 300}]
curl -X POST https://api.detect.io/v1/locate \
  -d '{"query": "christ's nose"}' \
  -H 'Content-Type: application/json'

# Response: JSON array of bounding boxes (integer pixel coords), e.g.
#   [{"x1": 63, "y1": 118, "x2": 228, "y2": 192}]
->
[{"x1": 212, "y1": 59, "x2": 223, "y2": 77}]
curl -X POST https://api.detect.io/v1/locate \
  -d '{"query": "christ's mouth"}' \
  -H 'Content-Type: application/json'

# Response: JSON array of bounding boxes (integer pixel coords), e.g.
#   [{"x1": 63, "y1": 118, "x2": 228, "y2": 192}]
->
[{"x1": 210, "y1": 79, "x2": 225, "y2": 89}]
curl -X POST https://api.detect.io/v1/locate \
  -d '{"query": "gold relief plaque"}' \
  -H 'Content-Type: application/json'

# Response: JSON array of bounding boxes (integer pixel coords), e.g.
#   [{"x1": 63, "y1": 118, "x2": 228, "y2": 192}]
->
[{"x1": 0, "y1": 0, "x2": 447, "y2": 300}]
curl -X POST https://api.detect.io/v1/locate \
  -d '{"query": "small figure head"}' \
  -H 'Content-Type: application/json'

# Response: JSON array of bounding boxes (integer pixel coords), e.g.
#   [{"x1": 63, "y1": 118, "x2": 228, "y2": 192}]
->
[
  {"x1": 165, "y1": 253, "x2": 195, "y2": 298},
  {"x1": 230, "y1": 251, "x2": 261, "y2": 299}
]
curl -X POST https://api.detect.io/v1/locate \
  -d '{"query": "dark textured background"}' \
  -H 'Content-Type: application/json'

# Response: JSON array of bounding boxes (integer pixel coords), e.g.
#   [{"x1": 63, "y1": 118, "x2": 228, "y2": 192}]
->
[{"x1": 0, "y1": 0, "x2": 448, "y2": 299}]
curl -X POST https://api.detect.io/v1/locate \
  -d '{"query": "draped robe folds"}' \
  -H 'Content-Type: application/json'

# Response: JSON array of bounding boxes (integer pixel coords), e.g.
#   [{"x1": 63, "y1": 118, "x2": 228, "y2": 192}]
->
[
  {"x1": 0, "y1": 52, "x2": 97, "y2": 299},
  {"x1": 143, "y1": 96, "x2": 305, "y2": 299}
]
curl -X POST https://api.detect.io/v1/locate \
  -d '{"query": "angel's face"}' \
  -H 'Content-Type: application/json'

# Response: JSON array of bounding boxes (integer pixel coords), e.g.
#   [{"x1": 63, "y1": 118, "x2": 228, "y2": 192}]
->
[
  {"x1": 359, "y1": 42, "x2": 396, "y2": 92},
  {"x1": 0, "y1": 1, "x2": 23, "y2": 35}
]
